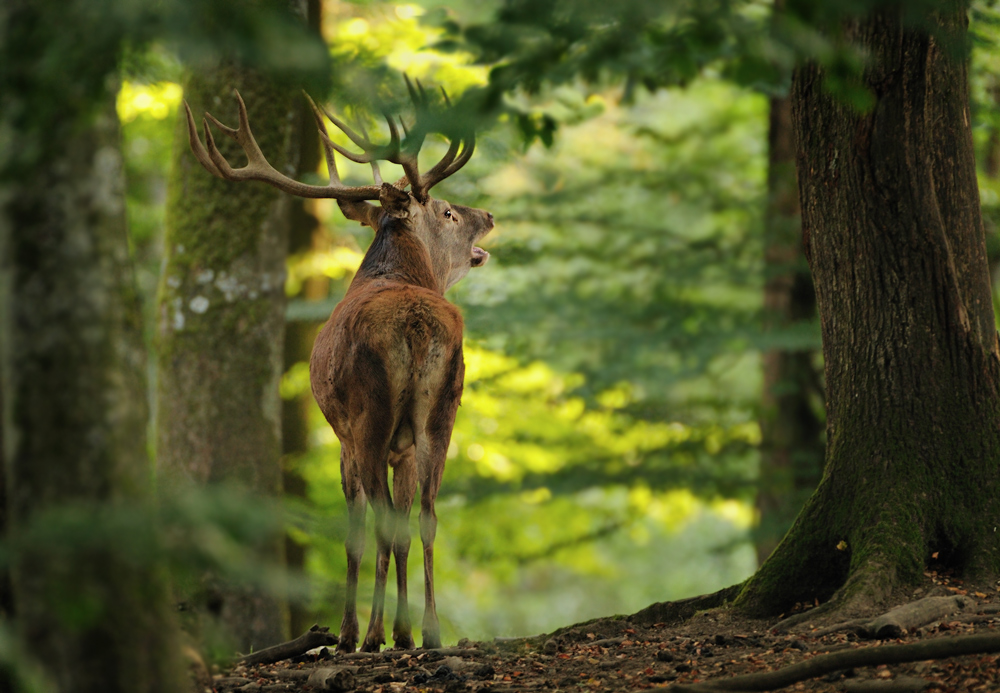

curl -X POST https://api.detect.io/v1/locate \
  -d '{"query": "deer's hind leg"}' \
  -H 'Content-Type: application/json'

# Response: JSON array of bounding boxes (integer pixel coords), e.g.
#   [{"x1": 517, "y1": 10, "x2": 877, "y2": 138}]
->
[
  {"x1": 415, "y1": 348, "x2": 463, "y2": 649},
  {"x1": 356, "y1": 423, "x2": 395, "y2": 653},
  {"x1": 338, "y1": 446, "x2": 367, "y2": 653},
  {"x1": 389, "y1": 446, "x2": 417, "y2": 650}
]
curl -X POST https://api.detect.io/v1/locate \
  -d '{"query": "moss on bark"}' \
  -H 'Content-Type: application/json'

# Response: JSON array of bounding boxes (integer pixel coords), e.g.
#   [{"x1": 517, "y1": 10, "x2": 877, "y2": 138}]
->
[{"x1": 156, "y1": 61, "x2": 297, "y2": 650}]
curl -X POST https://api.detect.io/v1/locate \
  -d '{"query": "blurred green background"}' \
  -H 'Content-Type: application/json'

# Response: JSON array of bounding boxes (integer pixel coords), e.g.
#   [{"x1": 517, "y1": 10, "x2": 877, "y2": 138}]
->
[{"x1": 115, "y1": 0, "x2": 1000, "y2": 644}]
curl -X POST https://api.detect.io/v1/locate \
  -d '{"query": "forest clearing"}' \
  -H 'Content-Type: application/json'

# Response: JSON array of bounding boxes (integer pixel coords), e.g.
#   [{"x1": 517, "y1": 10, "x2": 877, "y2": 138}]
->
[{"x1": 4, "y1": 0, "x2": 1000, "y2": 692}]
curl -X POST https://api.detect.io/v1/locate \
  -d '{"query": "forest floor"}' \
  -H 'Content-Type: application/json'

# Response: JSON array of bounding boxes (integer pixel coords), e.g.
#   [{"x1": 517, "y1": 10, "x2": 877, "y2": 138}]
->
[{"x1": 209, "y1": 572, "x2": 1000, "y2": 693}]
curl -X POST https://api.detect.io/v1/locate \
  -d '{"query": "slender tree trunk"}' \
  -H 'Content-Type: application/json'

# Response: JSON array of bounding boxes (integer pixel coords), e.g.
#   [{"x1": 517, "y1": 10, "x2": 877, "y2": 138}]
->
[
  {"x1": 737, "y1": 4, "x2": 1000, "y2": 616},
  {"x1": 0, "y1": 87, "x2": 185, "y2": 692},
  {"x1": 157, "y1": 59, "x2": 297, "y2": 650},
  {"x1": 282, "y1": 0, "x2": 323, "y2": 637},
  {"x1": 755, "y1": 95, "x2": 824, "y2": 564}
]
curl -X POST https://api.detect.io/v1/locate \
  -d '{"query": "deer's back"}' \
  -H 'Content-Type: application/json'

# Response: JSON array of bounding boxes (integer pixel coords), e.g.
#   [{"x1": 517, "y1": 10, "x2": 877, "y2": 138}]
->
[{"x1": 310, "y1": 280, "x2": 464, "y2": 443}]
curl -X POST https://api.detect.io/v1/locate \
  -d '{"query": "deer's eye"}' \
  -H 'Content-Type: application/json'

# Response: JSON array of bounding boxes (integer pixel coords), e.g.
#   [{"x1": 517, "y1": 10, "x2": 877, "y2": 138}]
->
[{"x1": 444, "y1": 209, "x2": 452, "y2": 219}]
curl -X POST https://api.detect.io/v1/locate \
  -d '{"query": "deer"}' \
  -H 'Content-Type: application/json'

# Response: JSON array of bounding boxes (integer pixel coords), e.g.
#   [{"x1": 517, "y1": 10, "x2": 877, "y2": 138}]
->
[{"x1": 183, "y1": 82, "x2": 493, "y2": 652}]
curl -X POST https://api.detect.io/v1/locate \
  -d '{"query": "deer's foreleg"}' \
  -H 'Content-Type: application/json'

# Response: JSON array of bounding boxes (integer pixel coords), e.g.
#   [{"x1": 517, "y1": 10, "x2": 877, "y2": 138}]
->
[
  {"x1": 390, "y1": 449, "x2": 417, "y2": 650},
  {"x1": 338, "y1": 464, "x2": 366, "y2": 654}
]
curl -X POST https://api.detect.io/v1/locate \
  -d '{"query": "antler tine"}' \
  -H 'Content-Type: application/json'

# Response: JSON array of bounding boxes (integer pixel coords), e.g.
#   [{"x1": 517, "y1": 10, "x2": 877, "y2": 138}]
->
[
  {"x1": 184, "y1": 101, "x2": 224, "y2": 179},
  {"x1": 384, "y1": 112, "x2": 401, "y2": 159},
  {"x1": 421, "y1": 137, "x2": 461, "y2": 186},
  {"x1": 187, "y1": 90, "x2": 382, "y2": 201},
  {"x1": 416, "y1": 78, "x2": 429, "y2": 108},
  {"x1": 440, "y1": 86, "x2": 452, "y2": 108},
  {"x1": 318, "y1": 102, "x2": 372, "y2": 152},
  {"x1": 403, "y1": 73, "x2": 421, "y2": 110},
  {"x1": 369, "y1": 160, "x2": 384, "y2": 186},
  {"x1": 419, "y1": 133, "x2": 476, "y2": 194},
  {"x1": 354, "y1": 119, "x2": 387, "y2": 186},
  {"x1": 304, "y1": 92, "x2": 343, "y2": 185}
]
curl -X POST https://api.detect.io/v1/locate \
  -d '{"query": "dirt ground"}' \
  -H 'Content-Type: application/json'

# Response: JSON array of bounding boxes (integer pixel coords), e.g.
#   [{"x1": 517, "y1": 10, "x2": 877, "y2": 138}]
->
[{"x1": 208, "y1": 573, "x2": 1000, "y2": 693}]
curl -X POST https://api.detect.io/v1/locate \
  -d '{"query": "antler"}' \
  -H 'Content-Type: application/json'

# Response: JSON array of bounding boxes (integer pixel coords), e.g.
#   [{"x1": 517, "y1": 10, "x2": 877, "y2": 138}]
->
[
  {"x1": 395, "y1": 75, "x2": 476, "y2": 202},
  {"x1": 185, "y1": 91, "x2": 383, "y2": 201},
  {"x1": 185, "y1": 82, "x2": 475, "y2": 204}
]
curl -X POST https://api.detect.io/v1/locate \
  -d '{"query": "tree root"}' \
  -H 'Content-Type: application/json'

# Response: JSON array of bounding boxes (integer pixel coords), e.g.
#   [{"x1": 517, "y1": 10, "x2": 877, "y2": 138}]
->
[
  {"x1": 786, "y1": 595, "x2": 977, "y2": 639},
  {"x1": 841, "y1": 677, "x2": 930, "y2": 692},
  {"x1": 238, "y1": 625, "x2": 338, "y2": 667},
  {"x1": 631, "y1": 584, "x2": 744, "y2": 626},
  {"x1": 667, "y1": 632, "x2": 1000, "y2": 692}
]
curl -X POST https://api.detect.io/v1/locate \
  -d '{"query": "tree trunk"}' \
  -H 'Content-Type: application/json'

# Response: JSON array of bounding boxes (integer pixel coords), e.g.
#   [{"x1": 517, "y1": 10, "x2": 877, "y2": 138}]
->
[
  {"x1": 282, "y1": 0, "x2": 323, "y2": 638},
  {"x1": 157, "y1": 61, "x2": 297, "y2": 650},
  {"x1": 737, "y1": 4, "x2": 1000, "y2": 616},
  {"x1": 0, "y1": 87, "x2": 185, "y2": 692},
  {"x1": 755, "y1": 94, "x2": 825, "y2": 565}
]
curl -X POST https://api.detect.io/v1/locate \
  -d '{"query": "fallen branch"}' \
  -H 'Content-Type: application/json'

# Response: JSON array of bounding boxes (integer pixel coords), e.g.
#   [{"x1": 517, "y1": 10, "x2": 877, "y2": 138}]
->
[
  {"x1": 865, "y1": 596, "x2": 974, "y2": 639},
  {"x1": 239, "y1": 625, "x2": 338, "y2": 667},
  {"x1": 667, "y1": 632, "x2": 1000, "y2": 692}
]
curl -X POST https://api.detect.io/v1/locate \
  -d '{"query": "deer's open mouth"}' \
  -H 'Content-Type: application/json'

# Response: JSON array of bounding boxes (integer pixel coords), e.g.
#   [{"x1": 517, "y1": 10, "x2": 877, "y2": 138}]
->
[{"x1": 471, "y1": 246, "x2": 489, "y2": 268}]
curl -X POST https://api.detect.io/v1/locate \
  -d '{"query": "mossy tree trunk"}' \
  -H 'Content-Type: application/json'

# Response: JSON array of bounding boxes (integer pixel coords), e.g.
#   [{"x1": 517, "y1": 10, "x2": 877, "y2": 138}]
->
[
  {"x1": 0, "y1": 87, "x2": 185, "y2": 691},
  {"x1": 755, "y1": 93, "x2": 825, "y2": 565},
  {"x1": 157, "y1": 60, "x2": 299, "y2": 649},
  {"x1": 737, "y1": 3, "x2": 1000, "y2": 616}
]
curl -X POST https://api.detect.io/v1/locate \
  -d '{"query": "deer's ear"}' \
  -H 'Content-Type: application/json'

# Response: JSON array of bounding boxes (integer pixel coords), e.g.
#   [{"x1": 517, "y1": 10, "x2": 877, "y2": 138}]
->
[
  {"x1": 337, "y1": 200, "x2": 381, "y2": 229},
  {"x1": 379, "y1": 183, "x2": 412, "y2": 219}
]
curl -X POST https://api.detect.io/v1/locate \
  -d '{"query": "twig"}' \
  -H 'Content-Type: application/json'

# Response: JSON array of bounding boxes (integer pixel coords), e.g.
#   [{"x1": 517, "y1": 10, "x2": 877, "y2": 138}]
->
[
  {"x1": 807, "y1": 618, "x2": 869, "y2": 638},
  {"x1": 667, "y1": 633, "x2": 1000, "y2": 692},
  {"x1": 339, "y1": 645, "x2": 476, "y2": 660},
  {"x1": 239, "y1": 625, "x2": 338, "y2": 667}
]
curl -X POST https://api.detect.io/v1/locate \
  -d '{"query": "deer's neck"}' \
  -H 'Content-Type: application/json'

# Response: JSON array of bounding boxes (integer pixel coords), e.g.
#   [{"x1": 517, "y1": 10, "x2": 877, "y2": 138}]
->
[{"x1": 353, "y1": 225, "x2": 442, "y2": 293}]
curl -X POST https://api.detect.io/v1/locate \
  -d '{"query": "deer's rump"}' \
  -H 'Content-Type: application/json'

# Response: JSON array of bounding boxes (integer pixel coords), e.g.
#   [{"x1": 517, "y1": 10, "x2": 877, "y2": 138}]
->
[{"x1": 310, "y1": 282, "x2": 464, "y2": 457}]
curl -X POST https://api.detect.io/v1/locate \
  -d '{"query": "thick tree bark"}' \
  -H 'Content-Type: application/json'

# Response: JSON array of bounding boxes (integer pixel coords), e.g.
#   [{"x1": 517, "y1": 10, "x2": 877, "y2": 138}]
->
[
  {"x1": 157, "y1": 60, "x2": 297, "y2": 650},
  {"x1": 755, "y1": 94, "x2": 824, "y2": 564},
  {"x1": 737, "y1": 4, "x2": 1000, "y2": 616},
  {"x1": 0, "y1": 88, "x2": 185, "y2": 691}
]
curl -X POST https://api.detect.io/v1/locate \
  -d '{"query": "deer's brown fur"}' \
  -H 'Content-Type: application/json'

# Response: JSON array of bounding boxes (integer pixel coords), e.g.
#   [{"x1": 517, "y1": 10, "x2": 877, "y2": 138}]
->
[{"x1": 311, "y1": 190, "x2": 492, "y2": 651}]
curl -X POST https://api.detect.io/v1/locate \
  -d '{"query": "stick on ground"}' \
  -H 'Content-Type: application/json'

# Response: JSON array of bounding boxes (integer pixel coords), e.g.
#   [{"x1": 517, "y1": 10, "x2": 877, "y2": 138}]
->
[{"x1": 238, "y1": 625, "x2": 338, "y2": 667}]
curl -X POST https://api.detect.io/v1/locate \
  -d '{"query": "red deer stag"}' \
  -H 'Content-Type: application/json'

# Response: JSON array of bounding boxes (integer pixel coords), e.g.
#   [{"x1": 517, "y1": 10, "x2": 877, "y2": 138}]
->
[{"x1": 184, "y1": 84, "x2": 493, "y2": 652}]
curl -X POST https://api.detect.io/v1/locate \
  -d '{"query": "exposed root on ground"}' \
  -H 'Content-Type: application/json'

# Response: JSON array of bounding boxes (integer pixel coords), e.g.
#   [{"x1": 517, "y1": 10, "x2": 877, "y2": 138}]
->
[{"x1": 668, "y1": 632, "x2": 1000, "y2": 692}]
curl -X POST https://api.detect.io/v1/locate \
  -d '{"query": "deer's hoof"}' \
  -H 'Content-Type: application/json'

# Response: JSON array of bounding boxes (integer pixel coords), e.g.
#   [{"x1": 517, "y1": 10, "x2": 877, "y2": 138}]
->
[
  {"x1": 360, "y1": 636, "x2": 384, "y2": 653},
  {"x1": 393, "y1": 634, "x2": 415, "y2": 651},
  {"x1": 422, "y1": 633, "x2": 442, "y2": 650},
  {"x1": 336, "y1": 637, "x2": 357, "y2": 654}
]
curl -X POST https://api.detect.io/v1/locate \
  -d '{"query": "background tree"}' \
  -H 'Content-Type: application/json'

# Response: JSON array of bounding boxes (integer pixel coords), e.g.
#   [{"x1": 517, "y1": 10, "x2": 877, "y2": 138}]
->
[
  {"x1": 755, "y1": 91, "x2": 824, "y2": 564},
  {"x1": 0, "y1": 3, "x2": 185, "y2": 689},
  {"x1": 156, "y1": 10, "x2": 309, "y2": 648}
]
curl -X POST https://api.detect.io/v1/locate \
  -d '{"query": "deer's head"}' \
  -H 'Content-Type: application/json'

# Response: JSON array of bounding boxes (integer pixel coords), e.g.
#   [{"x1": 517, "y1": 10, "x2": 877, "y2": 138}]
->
[{"x1": 183, "y1": 79, "x2": 492, "y2": 293}]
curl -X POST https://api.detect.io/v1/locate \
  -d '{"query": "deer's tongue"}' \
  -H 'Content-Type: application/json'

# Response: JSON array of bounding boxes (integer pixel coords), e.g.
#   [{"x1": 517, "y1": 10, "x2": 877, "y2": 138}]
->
[{"x1": 471, "y1": 246, "x2": 489, "y2": 267}]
